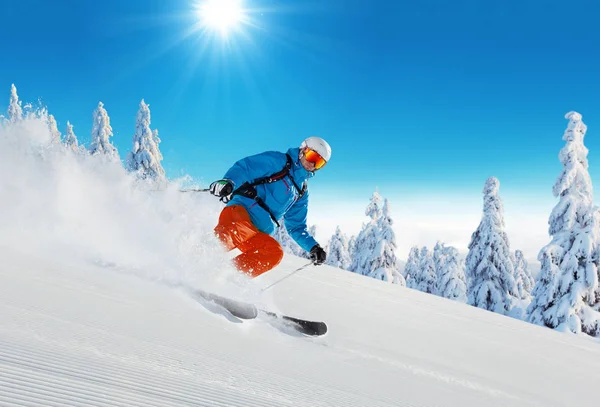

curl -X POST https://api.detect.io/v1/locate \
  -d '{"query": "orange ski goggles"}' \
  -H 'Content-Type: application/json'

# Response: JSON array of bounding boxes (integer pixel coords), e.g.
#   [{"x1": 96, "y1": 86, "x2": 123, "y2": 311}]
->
[{"x1": 303, "y1": 148, "x2": 327, "y2": 169}]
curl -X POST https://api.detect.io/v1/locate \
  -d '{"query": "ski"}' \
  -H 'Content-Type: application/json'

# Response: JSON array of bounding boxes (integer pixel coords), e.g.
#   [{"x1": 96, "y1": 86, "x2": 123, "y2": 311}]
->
[
  {"x1": 190, "y1": 289, "x2": 327, "y2": 336},
  {"x1": 190, "y1": 289, "x2": 258, "y2": 319},
  {"x1": 260, "y1": 310, "x2": 328, "y2": 336}
]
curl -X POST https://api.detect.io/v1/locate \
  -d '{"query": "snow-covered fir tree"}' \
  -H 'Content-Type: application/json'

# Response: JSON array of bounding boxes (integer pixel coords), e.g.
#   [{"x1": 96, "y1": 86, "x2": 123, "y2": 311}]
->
[
  {"x1": 367, "y1": 199, "x2": 405, "y2": 284},
  {"x1": 273, "y1": 225, "x2": 290, "y2": 249},
  {"x1": 408, "y1": 246, "x2": 436, "y2": 293},
  {"x1": 436, "y1": 246, "x2": 467, "y2": 302},
  {"x1": 47, "y1": 114, "x2": 61, "y2": 144},
  {"x1": 126, "y1": 100, "x2": 166, "y2": 183},
  {"x1": 309, "y1": 225, "x2": 317, "y2": 239},
  {"x1": 349, "y1": 191, "x2": 383, "y2": 276},
  {"x1": 89, "y1": 102, "x2": 119, "y2": 159},
  {"x1": 326, "y1": 226, "x2": 352, "y2": 270},
  {"x1": 274, "y1": 224, "x2": 301, "y2": 256},
  {"x1": 64, "y1": 121, "x2": 80, "y2": 152},
  {"x1": 347, "y1": 235, "x2": 356, "y2": 260},
  {"x1": 8, "y1": 84, "x2": 23, "y2": 123},
  {"x1": 404, "y1": 246, "x2": 420, "y2": 285},
  {"x1": 513, "y1": 250, "x2": 534, "y2": 300},
  {"x1": 433, "y1": 241, "x2": 445, "y2": 275},
  {"x1": 527, "y1": 111, "x2": 600, "y2": 336},
  {"x1": 466, "y1": 176, "x2": 517, "y2": 315},
  {"x1": 274, "y1": 223, "x2": 316, "y2": 259}
]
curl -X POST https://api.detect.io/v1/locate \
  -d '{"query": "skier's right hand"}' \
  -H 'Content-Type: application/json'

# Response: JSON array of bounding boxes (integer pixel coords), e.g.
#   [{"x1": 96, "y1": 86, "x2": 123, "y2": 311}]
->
[
  {"x1": 209, "y1": 179, "x2": 233, "y2": 200},
  {"x1": 309, "y1": 244, "x2": 326, "y2": 265}
]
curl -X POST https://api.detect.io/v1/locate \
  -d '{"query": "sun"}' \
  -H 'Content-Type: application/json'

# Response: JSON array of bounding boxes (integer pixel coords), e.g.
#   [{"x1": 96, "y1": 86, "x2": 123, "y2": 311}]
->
[{"x1": 196, "y1": 0, "x2": 246, "y2": 36}]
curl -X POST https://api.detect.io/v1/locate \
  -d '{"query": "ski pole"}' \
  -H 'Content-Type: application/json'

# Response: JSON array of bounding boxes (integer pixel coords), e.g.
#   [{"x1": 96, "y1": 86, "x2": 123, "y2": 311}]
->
[
  {"x1": 180, "y1": 188, "x2": 210, "y2": 193},
  {"x1": 261, "y1": 261, "x2": 313, "y2": 292}
]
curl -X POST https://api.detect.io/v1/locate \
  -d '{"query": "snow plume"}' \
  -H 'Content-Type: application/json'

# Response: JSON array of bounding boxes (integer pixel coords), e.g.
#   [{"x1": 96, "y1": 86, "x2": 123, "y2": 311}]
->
[
  {"x1": 466, "y1": 177, "x2": 517, "y2": 315},
  {"x1": 89, "y1": 102, "x2": 119, "y2": 160},
  {"x1": 527, "y1": 111, "x2": 600, "y2": 336},
  {"x1": 0, "y1": 111, "x2": 249, "y2": 299},
  {"x1": 126, "y1": 99, "x2": 166, "y2": 185},
  {"x1": 326, "y1": 226, "x2": 352, "y2": 270},
  {"x1": 7, "y1": 84, "x2": 23, "y2": 123}
]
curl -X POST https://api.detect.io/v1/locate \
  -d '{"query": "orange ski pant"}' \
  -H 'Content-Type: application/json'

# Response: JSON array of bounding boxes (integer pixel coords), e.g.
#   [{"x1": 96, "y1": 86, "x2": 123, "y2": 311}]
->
[{"x1": 214, "y1": 205, "x2": 284, "y2": 278}]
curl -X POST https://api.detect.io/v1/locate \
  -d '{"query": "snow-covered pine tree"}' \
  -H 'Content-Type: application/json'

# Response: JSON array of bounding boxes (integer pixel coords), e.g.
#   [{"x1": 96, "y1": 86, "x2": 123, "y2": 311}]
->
[
  {"x1": 64, "y1": 121, "x2": 80, "y2": 152},
  {"x1": 409, "y1": 246, "x2": 437, "y2": 293},
  {"x1": 274, "y1": 224, "x2": 294, "y2": 254},
  {"x1": 274, "y1": 223, "x2": 308, "y2": 258},
  {"x1": 126, "y1": 100, "x2": 166, "y2": 183},
  {"x1": 47, "y1": 114, "x2": 61, "y2": 144},
  {"x1": 347, "y1": 235, "x2": 356, "y2": 260},
  {"x1": 527, "y1": 111, "x2": 600, "y2": 336},
  {"x1": 368, "y1": 199, "x2": 405, "y2": 284},
  {"x1": 309, "y1": 224, "x2": 317, "y2": 239},
  {"x1": 89, "y1": 102, "x2": 119, "y2": 160},
  {"x1": 8, "y1": 84, "x2": 23, "y2": 123},
  {"x1": 433, "y1": 241, "x2": 445, "y2": 276},
  {"x1": 404, "y1": 246, "x2": 420, "y2": 286},
  {"x1": 349, "y1": 191, "x2": 383, "y2": 276},
  {"x1": 436, "y1": 246, "x2": 467, "y2": 302},
  {"x1": 513, "y1": 250, "x2": 534, "y2": 300},
  {"x1": 326, "y1": 226, "x2": 352, "y2": 270},
  {"x1": 466, "y1": 176, "x2": 517, "y2": 315}
]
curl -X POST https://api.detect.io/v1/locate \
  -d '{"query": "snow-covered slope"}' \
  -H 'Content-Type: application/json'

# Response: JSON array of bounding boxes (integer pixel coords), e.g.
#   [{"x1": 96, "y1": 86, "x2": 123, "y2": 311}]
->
[
  {"x1": 1, "y1": 115, "x2": 599, "y2": 407},
  {"x1": 1, "y1": 246, "x2": 599, "y2": 407}
]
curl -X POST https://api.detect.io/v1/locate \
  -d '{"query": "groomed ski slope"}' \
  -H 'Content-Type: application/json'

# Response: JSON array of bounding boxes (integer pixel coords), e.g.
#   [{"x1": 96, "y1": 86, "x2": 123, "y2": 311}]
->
[
  {"x1": 1, "y1": 246, "x2": 599, "y2": 407},
  {"x1": 1, "y1": 116, "x2": 598, "y2": 406}
]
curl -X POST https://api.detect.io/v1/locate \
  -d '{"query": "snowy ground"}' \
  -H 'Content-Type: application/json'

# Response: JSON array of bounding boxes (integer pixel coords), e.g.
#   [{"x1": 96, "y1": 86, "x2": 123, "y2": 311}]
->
[
  {"x1": 1, "y1": 116, "x2": 599, "y2": 406},
  {"x1": 2, "y1": 247, "x2": 600, "y2": 406}
]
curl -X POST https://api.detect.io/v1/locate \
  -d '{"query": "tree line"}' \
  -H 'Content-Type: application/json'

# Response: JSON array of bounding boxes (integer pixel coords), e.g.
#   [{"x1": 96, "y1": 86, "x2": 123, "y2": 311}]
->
[{"x1": 5, "y1": 84, "x2": 599, "y2": 338}]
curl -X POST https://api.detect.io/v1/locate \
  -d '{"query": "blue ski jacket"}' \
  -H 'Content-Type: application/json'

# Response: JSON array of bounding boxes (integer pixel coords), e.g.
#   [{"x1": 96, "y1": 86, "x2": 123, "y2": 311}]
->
[{"x1": 222, "y1": 147, "x2": 318, "y2": 253}]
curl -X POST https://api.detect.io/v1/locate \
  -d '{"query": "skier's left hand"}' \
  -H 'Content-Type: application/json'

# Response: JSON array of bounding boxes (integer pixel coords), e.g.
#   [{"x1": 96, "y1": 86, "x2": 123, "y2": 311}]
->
[
  {"x1": 309, "y1": 244, "x2": 326, "y2": 265},
  {"x1": 209, "y1": 179, "x2": 233, "y2": 200}
]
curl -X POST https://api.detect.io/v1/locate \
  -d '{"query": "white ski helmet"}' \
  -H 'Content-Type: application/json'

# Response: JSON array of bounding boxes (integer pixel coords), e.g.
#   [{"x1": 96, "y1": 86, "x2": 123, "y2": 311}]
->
[{"x1": 300, "y1": 136, "x2": 331, "y2": 162}]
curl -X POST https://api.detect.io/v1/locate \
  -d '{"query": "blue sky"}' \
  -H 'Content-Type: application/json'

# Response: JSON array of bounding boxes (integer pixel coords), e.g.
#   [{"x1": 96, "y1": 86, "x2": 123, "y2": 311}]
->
[{"x1": 2, "y1": 0, "x2": 600, "y2": 257}]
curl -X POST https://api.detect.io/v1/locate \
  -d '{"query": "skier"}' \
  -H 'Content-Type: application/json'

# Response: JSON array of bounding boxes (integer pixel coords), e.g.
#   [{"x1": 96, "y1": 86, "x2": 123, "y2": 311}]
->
[{"x1": 209, "y1": 137, "x2": 331, "y2": 278}]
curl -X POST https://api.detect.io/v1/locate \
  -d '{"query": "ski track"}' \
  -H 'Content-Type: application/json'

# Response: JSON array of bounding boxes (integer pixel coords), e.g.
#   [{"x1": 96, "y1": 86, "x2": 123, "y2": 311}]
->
[
  {"x1": 0, "y1": 263, "x2": 405, "y2": 407},
  {"x1": 0, "y1": 301, "x2": 536, "y2": 407},
  {"x1": 0, "y1": 307, "x2": 405, "y2": 407},
  {"x1": 338, "y1": 345, "x2": 520, "y2": 401},
  {"x1": 2, "y1": 115, "x2": 599, "y2": 407},
  {"x1": 1, "y1": 253, "x2": 597, "y2": 406},
  {"x1": 0, "y1": 334, "x2": 394, "y2": 407}
]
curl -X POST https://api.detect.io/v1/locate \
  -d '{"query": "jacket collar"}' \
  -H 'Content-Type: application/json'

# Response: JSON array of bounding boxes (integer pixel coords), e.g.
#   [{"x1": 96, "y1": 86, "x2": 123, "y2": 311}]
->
[{"x1": 287, "y1": 147, "x2": 315, "y2": 180}]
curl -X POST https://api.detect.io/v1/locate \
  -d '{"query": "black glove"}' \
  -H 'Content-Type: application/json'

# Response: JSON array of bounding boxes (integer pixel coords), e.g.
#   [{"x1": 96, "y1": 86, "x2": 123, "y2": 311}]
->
[
  {"x1": 309, "y1": 244, "x2": 326, "y2": 265},
  {"x1": 209, "y1": 179, "x2": 233, "y2": 201}
]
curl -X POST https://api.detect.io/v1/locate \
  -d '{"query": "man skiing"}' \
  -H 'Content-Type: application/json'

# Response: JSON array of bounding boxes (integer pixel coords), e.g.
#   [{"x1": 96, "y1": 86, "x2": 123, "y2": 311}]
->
[{"x1": 209, "y1": 137, "x2": 331, "y2": 278}]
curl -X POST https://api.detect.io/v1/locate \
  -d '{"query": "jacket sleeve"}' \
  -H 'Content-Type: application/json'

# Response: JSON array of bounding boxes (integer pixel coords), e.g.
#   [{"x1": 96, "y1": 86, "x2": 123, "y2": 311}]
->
[
  {"x1": 222, "y1": 152, "x2": 285, "y2": 190},
  {"x1": 283, "y1": 189, "x2": 318, "y2": 253}
]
